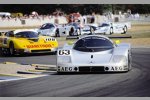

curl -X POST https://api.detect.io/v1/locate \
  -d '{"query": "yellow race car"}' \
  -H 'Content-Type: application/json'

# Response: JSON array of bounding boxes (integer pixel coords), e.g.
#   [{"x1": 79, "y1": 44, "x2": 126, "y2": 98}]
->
[{"x1": 0, "y1": 29, "x2": 58, "y2": 56}]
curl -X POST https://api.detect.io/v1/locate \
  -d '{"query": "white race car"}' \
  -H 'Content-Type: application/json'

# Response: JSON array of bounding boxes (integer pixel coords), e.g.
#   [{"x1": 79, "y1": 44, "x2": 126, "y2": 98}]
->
[
  {"x1": 37, "y1": 23, "x2": 68, "y2": 37},
  {"x1": 81, "y1": 22, "x2": 131, "y2": 35},
  {"x1": 65, "y1": 22, "x2": 81, "y2": 36},
  {"x1": 57, "y1": 35, "x2": 132, "y2": 73}
]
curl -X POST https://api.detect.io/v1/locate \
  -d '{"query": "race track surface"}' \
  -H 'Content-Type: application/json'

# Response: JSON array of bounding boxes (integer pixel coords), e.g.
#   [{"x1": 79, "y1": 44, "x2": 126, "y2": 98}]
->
[{"x1": 0, "y1": 48, "x2": 150, "y2": 97}]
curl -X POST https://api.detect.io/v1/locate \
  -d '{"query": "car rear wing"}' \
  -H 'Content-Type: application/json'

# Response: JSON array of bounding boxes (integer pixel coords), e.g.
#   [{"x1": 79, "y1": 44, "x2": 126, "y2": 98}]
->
[{"x1": 66, "y1": 36, "x2": 79, "y2": 40}]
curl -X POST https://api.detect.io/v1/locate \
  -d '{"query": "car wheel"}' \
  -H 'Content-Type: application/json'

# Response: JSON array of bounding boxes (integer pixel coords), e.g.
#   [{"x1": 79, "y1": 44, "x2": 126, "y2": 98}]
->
[
  {"x1": 110, "y1": 27, "x2": 113, "y2": 35},
  {"x1": 123, "y1": 26, "x2": 127, "y2": 34},
  {"x1": 76, "y1": 29, "x2": 81, "y2": 36},
  {"x1": 55, "y1": 29, "x2": 60, "y2": 37},
  {"x1": 90, "y1": 27, "x2": 94, "y2": 34},
  {"x1": 0, "y1": 47, "x2": 10, "y2": 56},
  {"x1": 0, "y1": 47, "x2": 5, "y2": 56},
  {"x1": 128, "y1": 52, "x2": 132, "y2": 71},
  {"x1": 69, "y1": 27, "x2": 74, "y2": 36},
  {"x1": 9, "y1": 42, "x2": 15, "y2": 56}
]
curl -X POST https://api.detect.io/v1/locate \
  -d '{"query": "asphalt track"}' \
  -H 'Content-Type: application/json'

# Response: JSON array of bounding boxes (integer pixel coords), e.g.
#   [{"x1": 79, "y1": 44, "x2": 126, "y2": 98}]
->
[{"x1": 0, "y1": 48, "x2": 150, "y2": 97}]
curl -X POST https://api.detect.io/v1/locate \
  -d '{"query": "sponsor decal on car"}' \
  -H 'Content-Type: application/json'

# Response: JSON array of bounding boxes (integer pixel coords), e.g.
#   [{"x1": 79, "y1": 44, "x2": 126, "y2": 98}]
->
[
  {"x1": 58, "y1": 50, "x2": 71, "y2": 55},
  {"x1": 109, "y1": 66, "x2": 123, "y2": 71},
  {"x1": 57, "y1": 66, "x2": 74, "y2": 72},
  {"x1": 26, "y1": 44, "x2": 52, "y2": 48}
]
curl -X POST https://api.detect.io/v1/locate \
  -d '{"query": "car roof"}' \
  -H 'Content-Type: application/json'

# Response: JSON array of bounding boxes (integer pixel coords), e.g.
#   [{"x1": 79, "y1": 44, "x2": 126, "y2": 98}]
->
[
  {"x1": 74, "y1": 35, "x2": 113, "y2": 45},
  {"x1": 79, "y1": 35, "x2": 110, "y2": 40}
]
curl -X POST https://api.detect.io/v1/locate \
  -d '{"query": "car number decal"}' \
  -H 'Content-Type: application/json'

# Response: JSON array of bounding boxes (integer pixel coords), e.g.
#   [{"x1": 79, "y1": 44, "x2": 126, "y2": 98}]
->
[{"x1": 58, "y1": 50, "x2": 70, "y2": 55}]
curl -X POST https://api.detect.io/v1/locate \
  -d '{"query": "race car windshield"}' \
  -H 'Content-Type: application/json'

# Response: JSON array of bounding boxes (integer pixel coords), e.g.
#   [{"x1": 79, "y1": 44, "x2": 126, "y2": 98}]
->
[
  {"x1": 15, "y1": 31, "x2": 38, "y2": 38},
  {"x1": 73, "y1": 36, "x2": 113, "y2": 52},
  {"x1": 99, "y1": 23, "x2": 110, "y2": 27},
  {"x1": 40, "y1": 24, "x2": 55, "y2": 30}
]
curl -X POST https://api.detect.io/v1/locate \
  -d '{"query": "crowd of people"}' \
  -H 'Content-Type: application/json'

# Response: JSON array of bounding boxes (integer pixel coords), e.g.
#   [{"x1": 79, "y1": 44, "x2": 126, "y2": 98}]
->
[{"x1": 0, "y1": 10, "x2": 145, "y2": 25}]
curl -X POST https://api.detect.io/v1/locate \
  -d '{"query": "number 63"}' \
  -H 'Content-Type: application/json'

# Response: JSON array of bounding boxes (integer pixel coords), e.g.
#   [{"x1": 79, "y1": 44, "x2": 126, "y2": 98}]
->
[{"x1": 59, "y1": 50, "x2": 70, "y2": 55}]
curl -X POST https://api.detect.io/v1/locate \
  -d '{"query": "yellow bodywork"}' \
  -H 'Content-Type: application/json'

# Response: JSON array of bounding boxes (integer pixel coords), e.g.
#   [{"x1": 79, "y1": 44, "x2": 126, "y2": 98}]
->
[
  {"x1": 0, "y1": 34, "x2": 58, "y2": 53},
  {"x1": 114, "y1": 40, "x2": 121, "y2": 45}
]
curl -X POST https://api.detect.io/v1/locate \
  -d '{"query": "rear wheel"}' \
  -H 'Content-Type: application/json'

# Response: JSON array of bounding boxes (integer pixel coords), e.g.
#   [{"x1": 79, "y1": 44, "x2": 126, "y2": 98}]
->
[
  {"x1": 123, "y1": 26, "x2": 127, "y2": 34},
  {"x1": 110, "y1": 27, "x2": 113, "y2": 35},
  {"x1": 77, "y1": 29, "x2": 81, "y2": 36},
  {"x1": 0, "y1": 47, "x2": 5, "y2": 56},
  {"x1": 0, "y1": 47, "x2": 10, "y2": 56},
  {"x1": 9, "y1": 42, "x2": 15, "y2": 56}
]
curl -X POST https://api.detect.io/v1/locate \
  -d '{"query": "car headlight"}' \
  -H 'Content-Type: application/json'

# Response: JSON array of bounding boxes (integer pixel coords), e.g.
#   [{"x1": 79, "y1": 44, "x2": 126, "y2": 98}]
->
[
  {"x1": 112, "y1": 55, "x2": 127, "y2": 64},
  {"x1": 57, "y1": 56, "x2": 71, "y2": 63}
]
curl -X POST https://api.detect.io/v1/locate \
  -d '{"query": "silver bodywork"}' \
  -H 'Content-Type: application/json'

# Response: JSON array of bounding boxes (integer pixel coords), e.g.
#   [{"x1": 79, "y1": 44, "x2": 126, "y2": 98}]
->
[
  {"x1": 56, "y1": 35, "x2": 131, "y2": 73},
  {"x1": 37, "y1": 23, "x2": 69, "y2": 37},
  {"x1": 81, "y1": 22, "x2": 131, "y2": 35}
]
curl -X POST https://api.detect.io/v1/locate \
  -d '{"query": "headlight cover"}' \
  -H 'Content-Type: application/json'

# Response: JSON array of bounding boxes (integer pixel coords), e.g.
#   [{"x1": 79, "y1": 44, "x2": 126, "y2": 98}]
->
[
  {"x1": 57, "y1": 56, "x2": 71, "y2": 63},
  {"x1": 112, "y1": 55, "x2": 127, "y2": 64}
]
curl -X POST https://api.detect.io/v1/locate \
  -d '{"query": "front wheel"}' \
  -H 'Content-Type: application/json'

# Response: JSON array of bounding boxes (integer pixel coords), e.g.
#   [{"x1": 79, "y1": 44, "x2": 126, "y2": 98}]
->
[
  {"x1": 55, "y1": 29, "x2": 60, "y2": 37},
  {"x1": 76, "y1": 29, "x2": 81, "y2": 36}
]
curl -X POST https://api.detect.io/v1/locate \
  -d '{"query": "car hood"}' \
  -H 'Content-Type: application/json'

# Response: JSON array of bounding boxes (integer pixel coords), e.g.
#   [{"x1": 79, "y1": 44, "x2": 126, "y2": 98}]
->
[{"x1": 71, "y1": 49, "x2": 113, "y2": 64}]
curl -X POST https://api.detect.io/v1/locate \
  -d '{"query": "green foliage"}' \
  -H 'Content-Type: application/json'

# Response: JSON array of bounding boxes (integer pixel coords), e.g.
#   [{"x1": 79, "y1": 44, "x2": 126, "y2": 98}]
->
[{"x1": 0, "y1": 4, "x2": 149, "y2": 15}]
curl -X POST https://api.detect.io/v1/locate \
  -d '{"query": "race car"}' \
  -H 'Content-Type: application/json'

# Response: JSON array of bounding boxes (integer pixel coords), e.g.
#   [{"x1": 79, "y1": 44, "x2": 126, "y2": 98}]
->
[
  {"x1": 65, "y1": 22, "x2": 81, "y2": 36},
  {"x1": 0, "y1": 29, "x2": 58, "y2": 56},
  {"x1": 37, "y1": 23, "x2": 68, "y2": 37},
  {"x1": 57, "y1": 35, "x2": 132, "y2": 73},
  {"x1": 81, "y1": 22, "x2": 131, "y2": 35}
]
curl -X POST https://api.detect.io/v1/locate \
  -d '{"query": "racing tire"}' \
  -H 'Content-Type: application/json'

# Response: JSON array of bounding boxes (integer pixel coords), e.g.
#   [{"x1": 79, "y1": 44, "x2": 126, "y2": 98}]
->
[
  {"x1": 55, "y1": 29, "x2": 60, "y2": 37},
  {"x1": 110, "y1": 27, "x2": 113, "y2": 35},
  {"x1": 9, "y1": 42, "x2": 15, "y2": 56},
  {"x1": 0, "y1": 47, "x2": 5, "y2": 56},
  {"x1": 0, "y1": 47, "x2": 11, "y2": 56},
  {"x1": 122, "y1": 26, "x2": 127, "y2": 34},
  {"x1": 90, "y1": 27, "x2": 94, "y2": 34},
  {"x1": 77, "y1": 29, "x2": 81, "y2": 36},
  {"x1": 128, "y1": 52, "x2": 132, "y2": 71},
  {"x1": 69, "y1": 27, "x2": 74, "y2": 36}
]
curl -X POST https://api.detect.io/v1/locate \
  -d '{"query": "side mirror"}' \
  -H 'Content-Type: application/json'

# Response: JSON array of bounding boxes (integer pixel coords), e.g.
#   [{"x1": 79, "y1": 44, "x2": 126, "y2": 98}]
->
[
  {"x1": 67, "y1": 41, "x2": 74, "y2": 45},
  {"x1": 115, "y1": 40, "x2": 121, "y2": 45}
]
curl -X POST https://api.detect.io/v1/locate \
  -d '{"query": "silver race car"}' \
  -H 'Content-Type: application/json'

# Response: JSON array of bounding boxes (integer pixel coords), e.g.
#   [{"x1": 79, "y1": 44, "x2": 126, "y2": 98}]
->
[{"x1": 57, "y1": 35, "x2": 132, "y2": 73}]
